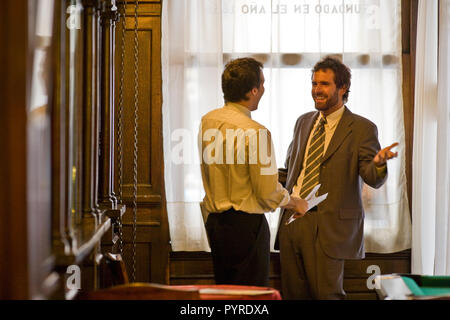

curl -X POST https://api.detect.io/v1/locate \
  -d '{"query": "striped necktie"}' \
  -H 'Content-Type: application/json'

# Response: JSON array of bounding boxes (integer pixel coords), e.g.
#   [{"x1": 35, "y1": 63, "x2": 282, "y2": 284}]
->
[{"x1": 299, "y1": 117, "x2": 327, "y2": 199}]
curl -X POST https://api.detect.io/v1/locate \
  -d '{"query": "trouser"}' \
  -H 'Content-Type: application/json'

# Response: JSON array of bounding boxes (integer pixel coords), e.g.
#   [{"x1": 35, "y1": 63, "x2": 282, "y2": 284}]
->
[
  {"x1": 205, "y1": 209, "x2": 270, "y2": 287},
  {"x1": 279, "y1": 209, "x2": 346, "y2": 300}
]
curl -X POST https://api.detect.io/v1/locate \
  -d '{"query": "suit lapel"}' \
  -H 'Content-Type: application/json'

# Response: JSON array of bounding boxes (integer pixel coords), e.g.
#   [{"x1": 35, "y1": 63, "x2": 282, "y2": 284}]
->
[
  {"x1": 287, "y1": 112, "x2": 319, "y2": 192},
  {"x1": 298, "y1": 112, "x2": 319, "y2": 165},
  {"x1": 322, "y1": 106, "x2": 353, "y2": 163}
]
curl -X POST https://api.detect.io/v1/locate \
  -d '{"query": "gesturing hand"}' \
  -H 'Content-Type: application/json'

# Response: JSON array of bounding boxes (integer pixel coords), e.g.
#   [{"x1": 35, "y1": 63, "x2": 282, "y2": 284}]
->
[{"x1": 374, "y1": 142, "x2": 399, "y2": 166}]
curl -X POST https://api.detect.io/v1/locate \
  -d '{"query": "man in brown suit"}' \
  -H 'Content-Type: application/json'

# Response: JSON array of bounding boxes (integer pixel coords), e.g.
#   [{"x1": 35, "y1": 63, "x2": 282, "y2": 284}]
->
[{"x1": 275, "y1": 57, "x2": 399, "y2": 299}]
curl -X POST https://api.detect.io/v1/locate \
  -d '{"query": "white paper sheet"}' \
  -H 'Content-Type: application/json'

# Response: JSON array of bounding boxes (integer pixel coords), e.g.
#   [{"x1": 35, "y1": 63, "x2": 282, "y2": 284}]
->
[{"x1": 286, "y1": 184, "x2": 328, "y2": 225}]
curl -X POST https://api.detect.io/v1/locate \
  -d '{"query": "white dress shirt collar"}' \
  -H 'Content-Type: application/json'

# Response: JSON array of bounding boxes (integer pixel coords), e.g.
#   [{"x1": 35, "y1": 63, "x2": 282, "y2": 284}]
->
[{"x1": 321, "y1": 105, "x2": 346, "y2": 130}]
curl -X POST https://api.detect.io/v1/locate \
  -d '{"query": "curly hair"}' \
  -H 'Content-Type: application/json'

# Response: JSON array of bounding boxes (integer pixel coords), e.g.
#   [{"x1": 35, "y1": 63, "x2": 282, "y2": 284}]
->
[
  {"x1": 222, "y1": 58, "x2": 263, "y2": 103},
  {"x1": 312, "y1": 56, "x2": 351, "y2": 102}
]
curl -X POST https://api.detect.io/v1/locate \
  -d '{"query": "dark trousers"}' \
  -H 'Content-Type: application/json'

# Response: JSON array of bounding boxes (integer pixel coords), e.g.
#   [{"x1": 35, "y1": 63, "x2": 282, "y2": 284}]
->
[{"x1": 205, "y1": 209, "x2": 270, "y2": 287}]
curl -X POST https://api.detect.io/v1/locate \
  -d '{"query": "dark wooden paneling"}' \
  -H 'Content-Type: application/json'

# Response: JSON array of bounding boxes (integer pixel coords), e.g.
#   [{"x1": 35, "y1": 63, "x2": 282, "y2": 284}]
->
[
  {"x1": 346, "y1": 292, "x2": 378, "y2": 300},
  {"x1": 115, "y1": 5, "x2": 163, "y2": 201},
  {"x1": 102, "y1": 222, "x2": 166, "y2": 282},
  {"x1": 108, "y1": 1, "x2": 168, "y2": 285},
  {"x1": 169, "y1": 251, "x2": 410, "y2": 300},
  {"x1": 401, "y1": 0, "x2": 418, "y2": 213},
  {"x1": 0, "y1": 0, "x2": 30, "y2": 299}
]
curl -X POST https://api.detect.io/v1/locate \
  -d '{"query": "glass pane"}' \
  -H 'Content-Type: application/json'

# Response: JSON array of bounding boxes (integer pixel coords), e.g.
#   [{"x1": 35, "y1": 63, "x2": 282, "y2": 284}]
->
[
  {"x1": 27, "y1": 0, "x2": 54, "y2": 299},
  {"x1": 66, "y1": 0, "x2": 84, "y2": 225}
]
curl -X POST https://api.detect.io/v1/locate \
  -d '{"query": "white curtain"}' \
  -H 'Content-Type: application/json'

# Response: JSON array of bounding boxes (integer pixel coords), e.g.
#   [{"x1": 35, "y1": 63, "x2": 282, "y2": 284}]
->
[
  {"x1": 162, "y1": 0, "x2": 223, "y2": 251},
  {"x1": 163, "y1": 0, "x2": 412, "y2": 253},
  {"x1": 412, "y1": 0, "x2": 450, "y2": 275}
]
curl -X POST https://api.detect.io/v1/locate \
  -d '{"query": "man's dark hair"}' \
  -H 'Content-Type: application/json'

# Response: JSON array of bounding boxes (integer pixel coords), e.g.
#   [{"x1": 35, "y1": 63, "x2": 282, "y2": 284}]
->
[
  {"x1": 222, "y1": 57, "x2": 263, "y2": 103},
  {"x1": 312, "y1": 56, "x2": 351, "y2": 102}
]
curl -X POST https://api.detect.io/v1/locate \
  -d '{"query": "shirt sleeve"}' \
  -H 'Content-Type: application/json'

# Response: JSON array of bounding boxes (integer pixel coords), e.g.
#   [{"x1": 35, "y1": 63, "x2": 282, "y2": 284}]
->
[{"x1": 248, "y1": 129, "x2": 290, "y2": 212}]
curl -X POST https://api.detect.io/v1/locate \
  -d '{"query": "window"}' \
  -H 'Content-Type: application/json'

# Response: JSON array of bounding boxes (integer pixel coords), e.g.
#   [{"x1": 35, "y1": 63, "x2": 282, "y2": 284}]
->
[{"x1": 163, "y1": 0, "x2": 411, "y2": 253}]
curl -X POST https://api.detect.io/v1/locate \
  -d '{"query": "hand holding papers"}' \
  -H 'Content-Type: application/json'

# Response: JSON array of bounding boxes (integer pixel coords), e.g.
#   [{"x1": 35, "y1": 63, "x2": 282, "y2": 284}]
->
[
  {"x1": 304, "y1": 184, "x2": 328, "y2": 211},
  {"x1": 286, "y1": 184, "x2": 328, "y2": 225}
]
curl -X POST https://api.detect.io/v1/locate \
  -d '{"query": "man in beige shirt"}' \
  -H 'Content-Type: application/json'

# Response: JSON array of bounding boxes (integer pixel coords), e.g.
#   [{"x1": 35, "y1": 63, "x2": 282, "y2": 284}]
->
[{"x1": 199, "y1": 58, "x2": 307, "y2": 286}]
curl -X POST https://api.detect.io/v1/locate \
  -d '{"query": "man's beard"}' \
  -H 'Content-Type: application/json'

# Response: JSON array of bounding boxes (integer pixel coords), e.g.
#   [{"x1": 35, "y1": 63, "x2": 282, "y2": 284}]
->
[{"x1": 314, "y1": 90, "x2": 340, "y2": 112}]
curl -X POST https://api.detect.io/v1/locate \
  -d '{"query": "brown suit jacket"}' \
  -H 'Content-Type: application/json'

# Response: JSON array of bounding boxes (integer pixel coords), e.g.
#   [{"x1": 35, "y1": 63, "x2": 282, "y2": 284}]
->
[{"x1": 275, "y1": 107, "x2": 387, "y2": 260}]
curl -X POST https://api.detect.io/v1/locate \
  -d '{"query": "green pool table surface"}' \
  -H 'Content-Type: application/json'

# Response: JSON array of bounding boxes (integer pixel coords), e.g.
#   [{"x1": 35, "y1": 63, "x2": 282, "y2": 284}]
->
[{"x1": 377, "y1": 274, "x2": 450, "y2": 300}]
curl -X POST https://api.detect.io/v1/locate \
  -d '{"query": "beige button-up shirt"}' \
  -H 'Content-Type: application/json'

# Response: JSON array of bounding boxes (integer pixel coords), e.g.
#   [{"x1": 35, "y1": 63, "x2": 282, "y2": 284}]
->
[{"x1": 199, "y1": 102, "x2": 290, "y2": 214}]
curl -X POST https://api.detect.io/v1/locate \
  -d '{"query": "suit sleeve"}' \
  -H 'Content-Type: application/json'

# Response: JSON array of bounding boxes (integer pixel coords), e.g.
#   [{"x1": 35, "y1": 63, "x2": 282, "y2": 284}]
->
[
  {"x1": 284, "y1": 117, "x2": 302, "y2": 169},
  {"x1": 358, "y1": 122, "x2": 387, "y2": 188},
  {"x1": 279, "y1": 117, "x2": 302, "y2": 187}
]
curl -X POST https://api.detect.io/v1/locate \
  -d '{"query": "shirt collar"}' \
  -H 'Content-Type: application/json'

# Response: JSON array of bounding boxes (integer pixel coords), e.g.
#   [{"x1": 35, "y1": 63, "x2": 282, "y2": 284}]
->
[
  {"x1": 322, "y1": 105, "x2": 345, "y2": 129},
  {"x1": 225, "y1": 102, "x2": 252, "y2": 119}
]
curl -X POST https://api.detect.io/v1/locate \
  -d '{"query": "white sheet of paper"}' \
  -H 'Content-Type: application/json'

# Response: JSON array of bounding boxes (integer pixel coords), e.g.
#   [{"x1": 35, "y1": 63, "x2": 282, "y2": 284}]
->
[
  {"x1": 285, "y1": 184, "x2": 328, "y2": 225},
  {"x1": 199, "y1": 288, "x2": 275, "y2": 296},
  {"x1": 285, "y1": 213, "x2": 298, "y2": 225}
]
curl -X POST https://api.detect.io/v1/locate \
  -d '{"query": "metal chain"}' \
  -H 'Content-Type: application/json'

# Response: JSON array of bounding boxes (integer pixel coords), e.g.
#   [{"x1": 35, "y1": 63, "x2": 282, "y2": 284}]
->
[
  {"x1": 117, "y1": 0, "x2": 127, "y2": 257},
  {"x1": 131, "y1": 0, "x2": 140, "y2": 283}
]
